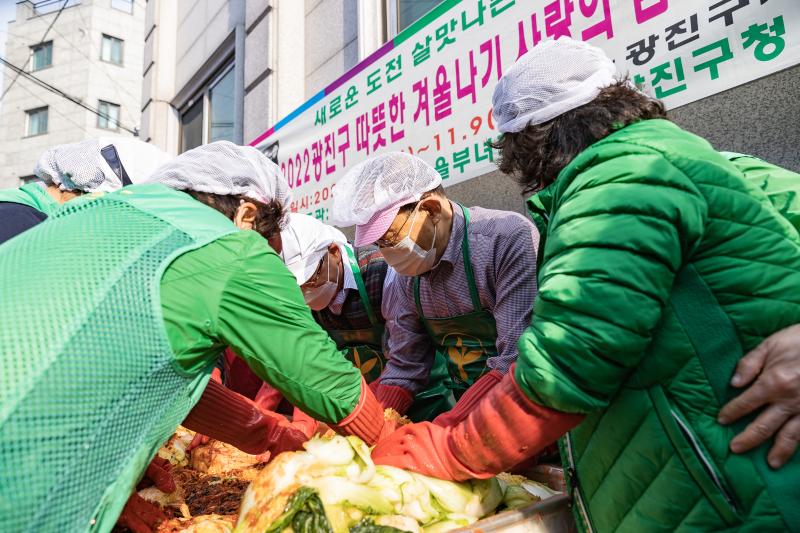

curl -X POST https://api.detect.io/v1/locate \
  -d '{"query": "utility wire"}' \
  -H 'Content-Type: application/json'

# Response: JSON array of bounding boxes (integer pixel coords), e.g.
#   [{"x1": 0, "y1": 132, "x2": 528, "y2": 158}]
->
[
  {"x1": 1, "y1": 0, "x2": 70, "y2": 100},
  {"x1": 0, "y1": 55, "x2": 137, "y2": 134},
  {"x1": 47, "y1": 23, "x2": 140, "y2": 124},
  {"x1": 15, "y1": 74, "x2": 90, "y2": 134}
]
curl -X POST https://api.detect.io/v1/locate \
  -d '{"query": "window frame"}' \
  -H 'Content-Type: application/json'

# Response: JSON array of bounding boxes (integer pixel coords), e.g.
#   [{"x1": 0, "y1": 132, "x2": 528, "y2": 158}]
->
[
  {"x1": 100, "y1": 33, "x2": 124, "y2": 66},
  {"x1": 25, "y1": 106, "x2": 49, "y2": 137},
  {"x1": 385, "y1": 0, "x2": 441, "y2": 37},
  {"x1": 179, "y1": 62, "x2": 235, "y2": 152},
  {"x1": 30, "y1": 40, "x2": 53, "y2": 72},
  {"x1": 97, "y1": 100, "x2": 121, "y2": 131}
]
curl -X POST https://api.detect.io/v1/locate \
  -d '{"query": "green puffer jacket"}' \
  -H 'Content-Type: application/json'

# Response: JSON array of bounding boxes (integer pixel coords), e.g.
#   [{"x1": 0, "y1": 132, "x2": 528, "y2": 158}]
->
[
  {"x1": 518, "y1": 119, "x2": 800, "y2": 532},
  {"x1": 723, "y1": 152, "x2": 800, "y2": 232}
]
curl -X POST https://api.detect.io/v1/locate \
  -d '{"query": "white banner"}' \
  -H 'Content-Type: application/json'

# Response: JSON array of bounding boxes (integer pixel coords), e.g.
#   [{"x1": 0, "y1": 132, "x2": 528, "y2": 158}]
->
[{"x1": 251, "y1": 0, "x2": 800, "y2": 222}]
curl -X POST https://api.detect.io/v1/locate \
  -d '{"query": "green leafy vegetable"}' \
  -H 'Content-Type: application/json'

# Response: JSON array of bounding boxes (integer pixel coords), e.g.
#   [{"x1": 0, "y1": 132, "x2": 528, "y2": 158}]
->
[
  {"x1": 348, "y1": 518, "x2": 411, "y2": 532},
  {"x1": 264, "y1": 487, "x2": 332, "y2": 533}
]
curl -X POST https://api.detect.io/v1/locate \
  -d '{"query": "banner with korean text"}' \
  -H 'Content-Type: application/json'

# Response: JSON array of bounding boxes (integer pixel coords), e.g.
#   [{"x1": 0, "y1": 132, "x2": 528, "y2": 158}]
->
[{"x1": 250, "y1": 0, "x2": 800, "y2": 222}]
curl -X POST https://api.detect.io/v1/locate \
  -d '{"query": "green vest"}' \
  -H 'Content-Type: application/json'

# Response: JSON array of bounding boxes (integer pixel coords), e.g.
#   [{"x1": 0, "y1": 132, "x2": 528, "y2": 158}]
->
[
  {"x1": 521, "y1": 120, "x2": 800, "y2": 532},
  {"x1": 317, "y1": 245, "x2": 455, "y2": 421},
  {"x1": 319, "y1": 244, "x2": 387, "y2": 383},
  {"x1": 0, "y1": 182, "x2": 59, "y2": 215},
  {"x1": 0, "y1": 183, "x2": 236, "y2": 532}
]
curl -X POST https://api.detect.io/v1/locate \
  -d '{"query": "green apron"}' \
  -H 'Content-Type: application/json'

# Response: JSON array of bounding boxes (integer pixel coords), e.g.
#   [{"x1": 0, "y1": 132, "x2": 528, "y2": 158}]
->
[
  {"x1": 319, "y1": 245, "x2": 455, "y2": 421},
  {"x1": 0, "y1": 184, "x2": 235, "y2": 532},
  {"x1": 318, "y1": 244, "x2": 387, "y2": 383},
  {"x1": 0, "y1": 182, "x2": 59, "y2": 215},
  {"x1": 413, "y1": 204, "x2": 498, "y2": 399}
]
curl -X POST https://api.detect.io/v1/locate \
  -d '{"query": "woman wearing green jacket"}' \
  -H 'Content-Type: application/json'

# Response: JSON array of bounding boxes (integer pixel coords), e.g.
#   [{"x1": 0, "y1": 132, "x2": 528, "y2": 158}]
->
[
  {"x1": 373, "y1": 38, "x2": 800, "y2": 532},
  {"x1": 0, "y1": 142, "x2": 389, "y2": 533}
]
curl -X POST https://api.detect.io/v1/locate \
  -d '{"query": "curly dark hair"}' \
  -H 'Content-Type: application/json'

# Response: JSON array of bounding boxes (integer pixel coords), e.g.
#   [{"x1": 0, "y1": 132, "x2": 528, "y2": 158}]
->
[
  {"x1": 492, "y1": 79, "x2": 667, "y2": 194},
  {"x1": 184, "y1": 190, "x2": 285, "y2": 240}
]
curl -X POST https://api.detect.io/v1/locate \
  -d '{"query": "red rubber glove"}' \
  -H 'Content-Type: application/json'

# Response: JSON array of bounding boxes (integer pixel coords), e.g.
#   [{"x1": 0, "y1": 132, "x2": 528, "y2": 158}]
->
[
  {"x1": 182, "y1": 378, "x2": 308, "y2": 455},
  {"x1": 332, "y1": 378, "x2": 396, "y2": 445},
  {"x1": 432, "y1": 369, "x2": 503, "y2": 427},
  {"x1": 117, "y1": 493, "x2": 168, "y2": 533},
  {"x1": 254, "y1": 381, "x2": 285, "y2": 412},
  {"x1": 371, "y1": 366, "x2": 584, "y2": 481},
  {"x1": 372, "y1": 382, "x2": 414, "y2": 415},
  {"x1": 142, "y1": 456, "x2": 177, "y2": 493}
]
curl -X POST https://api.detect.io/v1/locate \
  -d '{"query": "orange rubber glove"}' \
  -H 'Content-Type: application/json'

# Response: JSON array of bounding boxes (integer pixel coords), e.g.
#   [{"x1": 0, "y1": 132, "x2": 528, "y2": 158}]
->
[
  {"x1": 432, "y1": 369, "x2": 503, "y2": 426},
  {"x1": 371, "y1": 366, "x2": 584, "y2": 481},
  {"x1": 332, "y1": 378, "x2": 396, "y2": 445},
  {"x1": 253, "y1": 382, "x2": 285, "y2": 412},
  {"x1": 291, "y1": 407, "x2": 320, "y2": 438}
]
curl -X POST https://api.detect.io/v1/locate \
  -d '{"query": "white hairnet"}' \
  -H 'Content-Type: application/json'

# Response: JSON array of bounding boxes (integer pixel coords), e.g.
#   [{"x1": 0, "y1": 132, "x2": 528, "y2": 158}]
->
[
  {"x1": 145, "y1": 141, "x2": 292, "y2": 206},
  {"x1": 280, "y1": 213, "x2": 347, "y2": 284},
  {"x1": 330, "y1": 151, "x2": 441, "y2": 227},
  {"x1": 34, "y1": 137, "x2": 170, "y2": 193},
  {"x1": 492, "y1": 38, "x2": 617, "y2": 133}
]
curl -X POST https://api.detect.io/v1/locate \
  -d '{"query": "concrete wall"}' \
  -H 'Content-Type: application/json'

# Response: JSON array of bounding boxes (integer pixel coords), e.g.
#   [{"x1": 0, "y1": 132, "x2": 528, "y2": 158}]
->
[
  {"x1": 304, "y1": 0, "x2": 358, "y2": 98},
  {"x1": 443, "y1": 65, "x2": 800, "y2": 217},
  {"x1": 0, "y1": 0, "x2": 145, "y2": 187},
  {"x1": 141, "y1": 0, "x2": 180, "y2": 152},
  {"x1": 174, "y1": 0, "x2": 233, "y2": 95},
  {"x1": 242, "y1": 0, "x2": 271, "y2": 144}
]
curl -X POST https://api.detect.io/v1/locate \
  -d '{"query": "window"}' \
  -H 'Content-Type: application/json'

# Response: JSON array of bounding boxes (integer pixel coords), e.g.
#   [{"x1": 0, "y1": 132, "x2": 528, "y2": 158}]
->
[
  {"x1": 180, "y1": 99, "x2": 204, "y2": 152},
  {"x1": 26, "y1": 107, "x2": 48, "y2": 136},
  {"x1": 388, "y1": 0, "x2": 442, "y2": 34},
  {"x1": 97, "y1": 101, "x2": 120, "y2": 130},
  {"x1": 111, "y1": 0, "x2": 134, "y2": 13},
  {"x1": 179, "y1": 63, "x2": 236, "y2": 152},
  {"x1": 100, "y1": 34, "x2": 123, "y2": 65},
  {"x1": 209, "y1": 67, "x2": 235, "y2": 143},
  {"x1": 30, "y1": 41, "x2": 52, "y2": 71}
]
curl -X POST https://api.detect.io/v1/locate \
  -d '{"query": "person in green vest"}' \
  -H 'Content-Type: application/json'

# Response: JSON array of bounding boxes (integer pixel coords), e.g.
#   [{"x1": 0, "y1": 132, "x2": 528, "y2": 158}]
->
[
  {"x1": 372, "y1": 38, "x2": 800, "y2": 532},
  {"x1": 0, "y1": 137, "x2": 170, "y2": 244},
  {"x1": 331, "y1": 152, "x2": 541, "y2": 428},
  {"x1": 254, "y1": 212, "x2": 455, "y2": 428},
  {"x1": 0, "y1": 141, "x2": 391, "y2": 533}
]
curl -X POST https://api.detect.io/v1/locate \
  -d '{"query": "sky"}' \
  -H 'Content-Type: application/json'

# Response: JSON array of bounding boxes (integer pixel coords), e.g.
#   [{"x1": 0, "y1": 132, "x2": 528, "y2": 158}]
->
[{"x1": 0, "y1": 0, "x2": 18, "y2": 61}]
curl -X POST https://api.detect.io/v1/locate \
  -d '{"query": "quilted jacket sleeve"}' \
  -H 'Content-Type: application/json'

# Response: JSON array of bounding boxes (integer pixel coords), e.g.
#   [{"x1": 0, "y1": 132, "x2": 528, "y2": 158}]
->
[{"x1": 515, "y1": 143, "x2": 708, "y2": 414}]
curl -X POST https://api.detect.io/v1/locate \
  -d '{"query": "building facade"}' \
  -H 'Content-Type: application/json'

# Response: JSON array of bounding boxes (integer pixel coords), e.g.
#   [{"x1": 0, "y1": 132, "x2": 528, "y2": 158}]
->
[
  {"x1": 141, "y1": 0, "x2": 396, "y2": 155},
  {"x1": 0, "y1": 0, "x2": 146, "y2": 188},
  {"x1": 141, "y1": 0, "x2": 800, "y2": 219}
]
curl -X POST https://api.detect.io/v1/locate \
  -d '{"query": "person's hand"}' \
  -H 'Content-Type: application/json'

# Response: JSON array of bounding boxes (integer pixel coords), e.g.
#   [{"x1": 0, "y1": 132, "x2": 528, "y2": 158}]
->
[
  {"x1": 718, "y1": 324, "x2": 800, "y2": 469},
  {"x1": 182, "y1": 378, "x2": 308, "y2": 455},
  {"x1": 117, "y1": 493, "x2": 168, "y2": 533},
  {"x1": 333, "y1": 378, "x2": 397, "y2": 445},
  {"x1": 290, "y1": 407, "x2": 320, "y2": 438},
  {"x1": 143, "y1": 456, "x2": 176, "y2": 493},
  {"x1": 372, "y1": 367, "x2": 582, "y2": 481},
  {"x1": 186, "y1": 433, "x2": 210, "y2": 452},
  {"x1": 432, "y1": 370, "x2": 503, "y2": 427}
]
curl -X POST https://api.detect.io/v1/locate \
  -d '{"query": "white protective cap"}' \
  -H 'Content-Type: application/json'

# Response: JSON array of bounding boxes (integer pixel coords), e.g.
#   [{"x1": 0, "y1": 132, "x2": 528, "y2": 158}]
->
[
  {"x1": 492, "y1": 37, "x2": 618, "y2": 133},
  {"x1": 280, "y1": 213, "x2": 347, "y2": 284},
  {"x1": 331, "y1": 152, "x2": 441, "y2": 246},
  {"x1": 145, "y1": 141, "x2": 292, "y2": 206},
  {"x1": 34, "y1": 137, "x2": 171, "y2": 193}
]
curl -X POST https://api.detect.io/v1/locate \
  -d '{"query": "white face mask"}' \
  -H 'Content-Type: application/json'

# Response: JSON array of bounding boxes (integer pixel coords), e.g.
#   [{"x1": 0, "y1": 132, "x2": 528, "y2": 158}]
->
[
  {"x1": 302, "y1": 256, "x2": 339, "y2": 310},
  {"x1": 380, "y1": 208, "x2": 438, "y2": 276}
]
